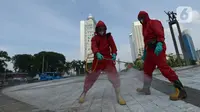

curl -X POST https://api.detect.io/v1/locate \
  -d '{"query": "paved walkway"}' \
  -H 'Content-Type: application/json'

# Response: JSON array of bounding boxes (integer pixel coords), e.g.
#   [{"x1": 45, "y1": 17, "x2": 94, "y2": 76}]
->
[
  {"x1": 0, "y1": 93, "x2": 41, "y2": 112},
  {"x1": 154, "y1": 66, "x2": 200, "y2": 107},
  {"x1": 2, "y1": 69, "x2": 200, "y2": 112},
  {"x1": 155, "y1": 66, "x2": 200, "y2": 90}
]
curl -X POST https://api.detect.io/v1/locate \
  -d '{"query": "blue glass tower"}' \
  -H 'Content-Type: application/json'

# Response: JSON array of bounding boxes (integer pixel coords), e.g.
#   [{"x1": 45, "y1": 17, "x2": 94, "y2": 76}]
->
[{"x1": 180, "y1": 30, "x2": 197, "y2": 61}]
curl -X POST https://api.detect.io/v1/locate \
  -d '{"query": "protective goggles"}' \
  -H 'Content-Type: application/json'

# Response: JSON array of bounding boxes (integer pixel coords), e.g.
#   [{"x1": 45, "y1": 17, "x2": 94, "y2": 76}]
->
[
  {"x1": 138, "y1": 16, "x2": 145, "y2": 21},
  {"x1": 97, "y1": 27, "x2": 106, "y2": 32}
]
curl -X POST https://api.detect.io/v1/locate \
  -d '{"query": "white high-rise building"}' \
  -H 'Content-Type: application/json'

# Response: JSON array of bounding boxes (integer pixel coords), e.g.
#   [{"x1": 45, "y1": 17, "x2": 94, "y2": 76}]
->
[
  {"x1": 80, "y1": 21, "x2": 85, "y2": 61},
  {"x1": 80, "y1": 14, "x2": 96, "y2": 63},
  {"x1": 129, "y1": 33, "x2": 137, "y2": 62},
  {"x1": 132, "y1": 21, "x2": 144, "y2": 58}
]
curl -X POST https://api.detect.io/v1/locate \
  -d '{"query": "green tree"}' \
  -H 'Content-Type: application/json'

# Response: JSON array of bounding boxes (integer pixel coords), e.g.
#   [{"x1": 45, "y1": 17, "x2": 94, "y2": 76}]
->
[
  {"x1": 0, "y1": 51, "x2": 11, "y2": 73},
  {"x1": 167, "y1": 53, "x2": 175, "y2": 67},
  {"x1": 64, "y1": 61, "x2": 72, "y2": 74},
  {"x1": 80, "y1": 61, "x2": 86, "y2": 74},
  {"x1": 136, "y1": 60, "x2": 143, "y2": 70},
  {"x1": 166, "y1": 53, "x2": 187, "y2": 67},
  {"x1": 70, "y1": 60, "x2": 81, "y2": 75},
  {"x1": 12, "y1": 54, "x2": 33, "y2": 72},
  {"x1": 76, "y1": 60, "x2": 82, "y2": 75},
  {"x1": 134, "y1": 58, "x2": 143, "y2": 70},
  {"x1": 190, "y1": 59, "x2": 196, "y2": 65},
  {"x1": 33, "y1": 51, "x2": 66, "y2": 73},
  {"x1": 76, "y1": 60, "x2": 86, "y2": 75},
  {"x1": 166, "y1": 53, "x2": 186, "y2": 67},
  {"x1": 70, "y1": 60, "x2": 77, "y2": 72},
  {"x1": 68, "y1": 60, "x2": 86, "y2": 75}
]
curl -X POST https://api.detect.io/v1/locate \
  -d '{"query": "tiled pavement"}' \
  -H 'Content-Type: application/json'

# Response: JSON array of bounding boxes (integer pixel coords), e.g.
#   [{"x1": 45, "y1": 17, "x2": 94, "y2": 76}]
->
[
  {"x1": 154, "y1": 66, "x2": 200, "y2": 107},
  {"x1": 0, "y1": 93, "x2": 43, "y2": 112},
  {"x1": 0, "y1": 78, "x2": 84, "y2": 112},
  {"x1": 155, "y1": 66, "x2": 200, "y2": 90},
  {"x1": 1, "y1": 68, "x2": 200, "y2": 112}
]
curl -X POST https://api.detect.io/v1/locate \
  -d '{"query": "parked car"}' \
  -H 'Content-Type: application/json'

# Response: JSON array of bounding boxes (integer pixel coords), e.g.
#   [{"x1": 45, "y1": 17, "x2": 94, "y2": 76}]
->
[
  {"x1": 62, "y1": 72, "x2": 70, "y2": 78},
  {"x1": 33, "y1": 74, "x2": 40, "y2": 81}
]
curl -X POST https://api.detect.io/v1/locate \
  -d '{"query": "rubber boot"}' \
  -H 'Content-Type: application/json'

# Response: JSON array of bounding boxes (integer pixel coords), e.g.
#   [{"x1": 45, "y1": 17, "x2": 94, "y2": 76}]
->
[
  {"x1": 79, "y1": 92, "x2": 86, "y2": 103},
  {"x1": 136, "y1": 87, "x2": 151, "y2": 95},
  {"x1": 115, "y1": 88, "x2": 126, "y2": 105},
  {"x1": 169, "y1": 79, "x2": 187, "y2": 100},
  {"x1": 169, "y1": 79, "x2": 187, "y2": 101},
  {"x1": 136, "y1": 77, "x2": 152, "y2": 95}
]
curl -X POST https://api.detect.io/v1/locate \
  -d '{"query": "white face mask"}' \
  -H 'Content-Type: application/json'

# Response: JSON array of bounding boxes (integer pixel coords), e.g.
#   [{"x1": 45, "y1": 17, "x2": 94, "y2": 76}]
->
[{"x1": 99, "y1": 31, "x2": 104, "y2": 36}]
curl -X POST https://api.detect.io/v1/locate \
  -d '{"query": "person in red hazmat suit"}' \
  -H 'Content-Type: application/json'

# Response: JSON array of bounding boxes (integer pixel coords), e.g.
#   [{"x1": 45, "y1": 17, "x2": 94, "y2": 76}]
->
[
  {"x1": 79, "y1": 20, "x2": 126, "y2": 105},
  {"x1": 136, "y1": 11, "x2": 187, "y2": 101}
]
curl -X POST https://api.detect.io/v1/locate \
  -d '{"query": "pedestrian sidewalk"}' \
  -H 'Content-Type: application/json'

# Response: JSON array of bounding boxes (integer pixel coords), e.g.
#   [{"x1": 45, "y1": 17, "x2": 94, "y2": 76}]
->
[
  {"x1": 0, "y1": 92, "x2": 54, "y2": 112},
  {"x1": 155, "y1": 66, "x2": 200, "y2": 91},
  {"x1": 2, "y1": 69, "x2": 200, "y2": 112},
  {"x1": 154, "y1": 66, "x2": 200, "y2": 107}
]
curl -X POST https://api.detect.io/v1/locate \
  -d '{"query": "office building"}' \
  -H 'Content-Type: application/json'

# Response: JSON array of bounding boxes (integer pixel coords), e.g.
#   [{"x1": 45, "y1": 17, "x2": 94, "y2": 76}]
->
[
  {"x1": 132, "y1": 21, "x2": 144, "y2": 58},
  {"x1": 179, "y1": 29, "x2": 197, "y2": 61},
  {"x1": 129, "y1": 33, "x2": 137, "y2": 62},
  {"x1": 80, "y1": 21, "x2": 85, "y2": 61},
  {"x1": 80, "y1": 14, "x2": 96, "y2": 62}
]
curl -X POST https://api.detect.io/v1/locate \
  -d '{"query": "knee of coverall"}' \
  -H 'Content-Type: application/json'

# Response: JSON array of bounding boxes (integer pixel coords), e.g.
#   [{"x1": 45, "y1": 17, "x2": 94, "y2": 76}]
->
[
  {"x1": 104, "y1": 60, "x2": 120, "y2": 88},
  {"x1": 83, "y1": 70, "x2": 101, "y2": 92},
  {"x1": 156, "y1": 51, "x2": 178, "y2": 82},
  {"x1": 143, "y1": 51, "x2": 156, "y2": 77}
]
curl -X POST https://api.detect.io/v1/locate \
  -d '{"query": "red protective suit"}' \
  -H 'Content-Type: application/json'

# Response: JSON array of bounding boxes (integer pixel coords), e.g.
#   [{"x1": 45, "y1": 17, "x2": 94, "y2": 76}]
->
[
  {"x1": 83, "y1": 21, "x2": 120, "y2": 93},
  {"x1": 138, "y1": 11, "x2": 178, "y2": 82}
]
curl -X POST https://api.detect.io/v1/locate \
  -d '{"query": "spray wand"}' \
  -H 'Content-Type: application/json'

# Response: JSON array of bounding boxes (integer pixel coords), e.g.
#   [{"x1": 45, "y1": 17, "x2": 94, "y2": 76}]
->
[{"x1": 85, "y1": 54, "x2": 132, "y2": 73}]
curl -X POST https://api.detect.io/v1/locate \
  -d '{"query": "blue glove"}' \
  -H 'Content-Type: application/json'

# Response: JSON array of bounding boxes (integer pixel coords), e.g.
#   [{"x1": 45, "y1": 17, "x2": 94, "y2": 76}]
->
[
  {"x1": 112, "y1": 54, "x2": 116, "y2": 61},
  {"x1": 154, "y1": 42, "x2": 163, "y2": 56},
  {"x1": 141, "y1": 50, "x2": 147, "y2": 61},
  {"x1": 96, "y1": 52, "x2": 104, "y2": 60}
]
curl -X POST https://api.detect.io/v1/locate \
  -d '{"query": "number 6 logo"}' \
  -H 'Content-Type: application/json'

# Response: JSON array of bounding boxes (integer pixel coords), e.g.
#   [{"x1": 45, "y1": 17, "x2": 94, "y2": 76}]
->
[{"x1": 176, "y1": 6, "x2": 193, "y2": 23}]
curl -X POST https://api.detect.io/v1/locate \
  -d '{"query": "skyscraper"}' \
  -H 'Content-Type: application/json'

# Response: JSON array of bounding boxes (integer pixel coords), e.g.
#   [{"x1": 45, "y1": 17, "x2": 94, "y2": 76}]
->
[
  {"x1": 132, "y1": 21, "x2": 144, "y2": 58},
  {"x1": 179, "y1": 29, "x2": 197, "y2": 61},
  {"x1": 80, "y1": 21, "x2": 85, "y2": 61},
  {"x1": 129, "y1": 33, "x2": 137, "y2": 62},
  {"x1": 80, "y1": 14, "x2": 96, "y2": 62}
]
